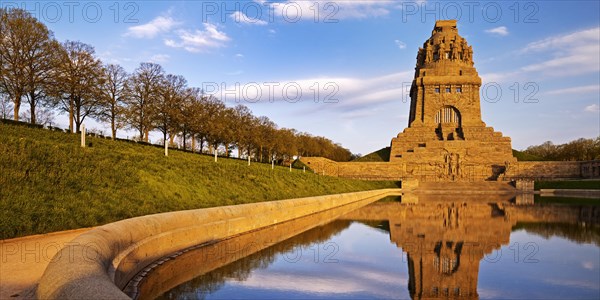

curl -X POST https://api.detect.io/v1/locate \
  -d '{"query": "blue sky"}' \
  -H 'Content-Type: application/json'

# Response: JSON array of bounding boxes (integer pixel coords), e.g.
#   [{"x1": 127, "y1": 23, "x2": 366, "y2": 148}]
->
[{"x1": 3, "y1": 0, "x2": 599, "y2": 155}]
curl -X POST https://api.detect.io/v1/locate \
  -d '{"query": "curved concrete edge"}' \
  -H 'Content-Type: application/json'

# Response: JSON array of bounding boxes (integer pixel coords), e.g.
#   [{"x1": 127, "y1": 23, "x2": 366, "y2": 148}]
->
[{"x1": 36, "y1": 188, "x2": 401, "y2": 299}]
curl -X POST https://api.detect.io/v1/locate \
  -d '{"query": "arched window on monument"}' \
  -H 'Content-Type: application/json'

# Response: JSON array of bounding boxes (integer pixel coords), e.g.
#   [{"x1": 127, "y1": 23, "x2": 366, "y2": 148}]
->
[
  {"x1": 435, "y1": 106, "x2": 464, "y2": 140},
  {"x1": 435, "y1": 106, "x2": 461, "y2": 124}
]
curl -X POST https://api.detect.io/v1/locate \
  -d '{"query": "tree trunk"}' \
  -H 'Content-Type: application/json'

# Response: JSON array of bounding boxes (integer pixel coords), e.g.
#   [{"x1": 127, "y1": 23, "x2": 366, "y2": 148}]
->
[
  {"x1": 260, "y1": 146, "x2": 263, "y2": 162},
  {"x1": 13, "y1": 93, "x2": 21, "y2": 121},
  {"x1": 144, "y1": 129, "x2": 149, "y2": 142},
  {"x1": 191, "y1": 134, "x2": 196, "y2": 153},
  {"x1": 69, "y1": 96, "x2": 74, "y2": 133},
  {"x1": 182, "y1": 129, "x2": 187, "y2": 150},
  {"x1": 138, "y1": 123, "x2": 144, "y2": 141},
  {"x1": 28, "y1": 91, "x2": 37, "y2": 124},
  {"x1": 111, "y1": 118, "x2": 116, "y2": 140},
  {"x1": 75, "y1": 99, "x2": 81, "y2": 133}
]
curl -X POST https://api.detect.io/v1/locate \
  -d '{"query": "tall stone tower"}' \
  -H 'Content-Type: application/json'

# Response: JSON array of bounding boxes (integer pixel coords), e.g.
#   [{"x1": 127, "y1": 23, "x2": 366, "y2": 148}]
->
[{"x1": 390, "y1": 20, "x2": 515, "y2": 181}]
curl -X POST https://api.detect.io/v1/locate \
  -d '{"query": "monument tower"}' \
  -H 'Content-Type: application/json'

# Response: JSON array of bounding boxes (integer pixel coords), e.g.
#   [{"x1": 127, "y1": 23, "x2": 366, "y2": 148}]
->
[{"x1": 390, "y1": 20, "x2": 515, "y2": 180}]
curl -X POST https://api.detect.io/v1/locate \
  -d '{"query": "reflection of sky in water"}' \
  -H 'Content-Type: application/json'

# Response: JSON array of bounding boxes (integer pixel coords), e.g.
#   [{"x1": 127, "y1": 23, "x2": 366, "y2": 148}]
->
[
  {"x1": 478, "y1": 230, "x2": 600, "y2": 299},
  {"x1": 204, "y1": 223, "x2": 411, "y2": 299},
  {"x1": 164, "y1": 217, "x2": 599, "y2": 299}
]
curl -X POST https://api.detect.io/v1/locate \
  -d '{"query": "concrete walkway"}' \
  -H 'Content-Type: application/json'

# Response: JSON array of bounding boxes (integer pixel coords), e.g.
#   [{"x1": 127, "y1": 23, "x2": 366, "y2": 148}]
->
[{"x1": 0, "y1": 228, "x2": 92, "y2": 299}]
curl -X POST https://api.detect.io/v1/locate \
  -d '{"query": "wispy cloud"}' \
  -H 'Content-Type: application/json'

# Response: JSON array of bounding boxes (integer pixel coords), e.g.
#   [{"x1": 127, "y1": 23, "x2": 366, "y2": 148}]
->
[
  {"x1": 584, "y1": 104, "x2": 599, "y2": 113},
  {"x1": 266, "y1": 1, "x2": 394, "y2": 21},
  {"x1": 149, "y1": 54, "x2": 170, "y2": 63},
  {"x1": 230, "y1": 11, "x2": 267, "y2": 25},
  {"x1": 482, "y1": 27, "x2": 600, "y2": 83},
  {"x1": 485, "y1": 26, "x2": 509, "y2": 36},
  {"x1": 520, "y1": 27, "x2": 600, "y2": 76},
  {"x1": 395, "y1": 40, "x2": 407, "y2": 49},
  {"x1": 165, "y1": 23, "x2": 230, "y2": 52},
  {"x1": 207, "y1": 71, "x2": 412, "y2": 112},
  {"x1": 124, "y1": 16, "x2": 180, "y2": 38},
  {"x1": 544, "y1": 85, "x2": 600, "y2": 96}
]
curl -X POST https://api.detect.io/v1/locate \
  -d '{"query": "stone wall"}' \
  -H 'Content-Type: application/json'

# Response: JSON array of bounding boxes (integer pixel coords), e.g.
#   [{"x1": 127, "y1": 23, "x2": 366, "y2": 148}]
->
[
  {"x1": 581, "y1": 160, "x2": 600, "y2": 178},
  {"x1": 300, "y1": 157, "x2": 590, "y2": 181},
  {"x1": 508, "y1": 161, "x2": 582, "y2": 179}
]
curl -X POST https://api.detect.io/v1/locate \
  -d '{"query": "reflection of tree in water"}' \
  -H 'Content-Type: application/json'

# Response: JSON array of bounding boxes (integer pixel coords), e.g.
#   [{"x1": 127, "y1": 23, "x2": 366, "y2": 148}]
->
[
  {"x1": 515, "y1": 222, "x2": 600, "y2": 246},
  {"x1": 158, "y1": 220, "x2": 352, "y2": 300}
]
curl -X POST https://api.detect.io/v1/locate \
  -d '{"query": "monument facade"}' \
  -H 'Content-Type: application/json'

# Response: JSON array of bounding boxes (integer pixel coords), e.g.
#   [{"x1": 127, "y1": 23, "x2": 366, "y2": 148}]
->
[{"x1": 389, "y1": 20, "x2": 515, "y2": 180}]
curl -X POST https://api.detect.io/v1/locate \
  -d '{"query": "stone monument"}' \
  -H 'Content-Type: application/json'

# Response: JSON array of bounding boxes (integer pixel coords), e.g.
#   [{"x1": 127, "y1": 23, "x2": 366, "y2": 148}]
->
[
  {"x1": 301, "y1": 20, "x2": 589, "y2": 182},
  {"x1": 389, "y1": 20, "x2": 516, "y2": 181}
]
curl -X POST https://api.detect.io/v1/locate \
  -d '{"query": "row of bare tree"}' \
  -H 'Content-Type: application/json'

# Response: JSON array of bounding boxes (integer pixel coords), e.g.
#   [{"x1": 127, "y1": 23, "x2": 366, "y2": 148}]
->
[{"x1": 0, "y1": 8, "x2": 354, "y2": 162}]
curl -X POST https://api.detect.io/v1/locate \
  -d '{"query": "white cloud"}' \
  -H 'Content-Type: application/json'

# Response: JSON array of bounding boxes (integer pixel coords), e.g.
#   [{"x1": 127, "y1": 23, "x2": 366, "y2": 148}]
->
[
  {"x1": 230, "y1": 11, "x2": 268, "y2": 25},
  {"x1": 395, "y1": 40, "x2": 406, "y2": 49},
  {"x1": 206, "y1": 71, "x2": 413, "y2": 111},
  {"x1": 149, "y1": 54, "x2": 170, "y2": 63},
  {"x1": 485, "y1": 26, "x2": 509, "y2": 36},
  {"x1": 164, "y1": 23, "x2": 230, "y2": 53},
  {"x1": 520, "y1": 27, "x2": 600, "y2": 76},
  {"x1": 584, "y1": 104, "x2": 599, "y2": 113},
  {"x1": 482, "y1": 27, "x2": 600, "y2": 83},
  {"x1": 582, "y1": 261, "x2": 596, "y2": 270},
  {"x1": 235, "y1": 53, "x2": 245, "y2": 58},
  {"x1": 522, "y1": 27, "x2": 599, "y2": 52},
  {"x1": 267, "y1": 1, "x2": 394, "y2": 21},
  {"x1": 544, "y1": 85, "x2": 600, "y2": 96},
  {"x1": 232, "y1": 267, "x2": 405, "y2": 298},
  {"x1": 124, "y1": 16, "x2": 179, "y2": 38}
]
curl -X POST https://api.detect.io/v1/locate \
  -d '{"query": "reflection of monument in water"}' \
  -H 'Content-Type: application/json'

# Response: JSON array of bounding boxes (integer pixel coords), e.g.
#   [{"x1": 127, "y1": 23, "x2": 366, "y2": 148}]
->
[
  {"x1": 344, "y1": 196, "x2": 599, "y2": 300},
  {"x1": 396, "y1": 202, "x2": 511, "y2": 300},
  {"x1": 138, "y1": 195, "x2": 598, "y2": 299}
]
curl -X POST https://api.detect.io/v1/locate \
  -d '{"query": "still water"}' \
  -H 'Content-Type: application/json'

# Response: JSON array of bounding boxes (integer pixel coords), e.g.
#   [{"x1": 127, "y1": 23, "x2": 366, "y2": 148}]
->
[{"x1": 138, "y1": 195, "x2": 600, "y2": 300}]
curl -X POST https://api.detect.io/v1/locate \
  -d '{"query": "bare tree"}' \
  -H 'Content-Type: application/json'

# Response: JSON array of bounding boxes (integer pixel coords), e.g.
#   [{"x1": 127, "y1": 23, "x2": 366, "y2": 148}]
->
[
  {"x1": 0, "y1": 8, "x2": 58, "y2": 123},
  {"x1": 51, "y1": 41, "x2": 104, "y2": 132},
  {"x1": 155, "y1": 74, "x2": 188, "y2": 146},
  {"x1": 231, "y1": 105, "x2": 255, "y2": 159},
  {"x1": 97, "y1": 64, "x2": 129, "y2": 139},
  {"x1": 125, "y1": 62, "x2": 165, "y2": 142}
]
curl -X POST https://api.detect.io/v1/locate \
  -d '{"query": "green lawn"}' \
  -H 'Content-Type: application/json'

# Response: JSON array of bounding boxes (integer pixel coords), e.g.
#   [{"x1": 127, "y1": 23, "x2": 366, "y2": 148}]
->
[
  {"x1": 534, "y1": 195, "x2": 600, "y2": 206},
  {"x1": 353, "y1": 147, "x2": 391, "y2": 162},
  {"x1": 535, "y1": 180, "x2": 600, "y2": 190},
  {"x1": 0, "y1": 123, "x2": 398, "y2": 239},
  {"x1": 512, "y1": 149, "x2": 546, "y2": 161}
]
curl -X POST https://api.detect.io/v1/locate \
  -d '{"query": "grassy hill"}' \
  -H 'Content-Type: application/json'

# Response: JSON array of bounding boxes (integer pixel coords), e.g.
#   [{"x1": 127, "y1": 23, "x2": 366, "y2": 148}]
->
[
  {"x1": 0, "y1": 123, "x2": 398, "y2": 239},
  {"x1": 353, "y1": 147, "x2": 391, "y2": 162},
  {"x1": 513, "y1": 149, "x2": 545, "y2": 161}
]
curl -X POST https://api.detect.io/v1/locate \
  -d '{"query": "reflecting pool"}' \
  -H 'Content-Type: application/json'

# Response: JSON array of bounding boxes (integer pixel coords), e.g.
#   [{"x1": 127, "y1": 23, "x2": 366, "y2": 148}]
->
[{"x1": 136, "y1": 194, "x2": 600, "y2": 300}]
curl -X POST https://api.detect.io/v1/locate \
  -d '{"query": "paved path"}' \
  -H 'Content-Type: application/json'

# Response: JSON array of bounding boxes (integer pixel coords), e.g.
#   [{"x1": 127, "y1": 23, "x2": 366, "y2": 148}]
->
[{"x1": 0, "y1": 228, "x2": 92, "y2": 299}]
